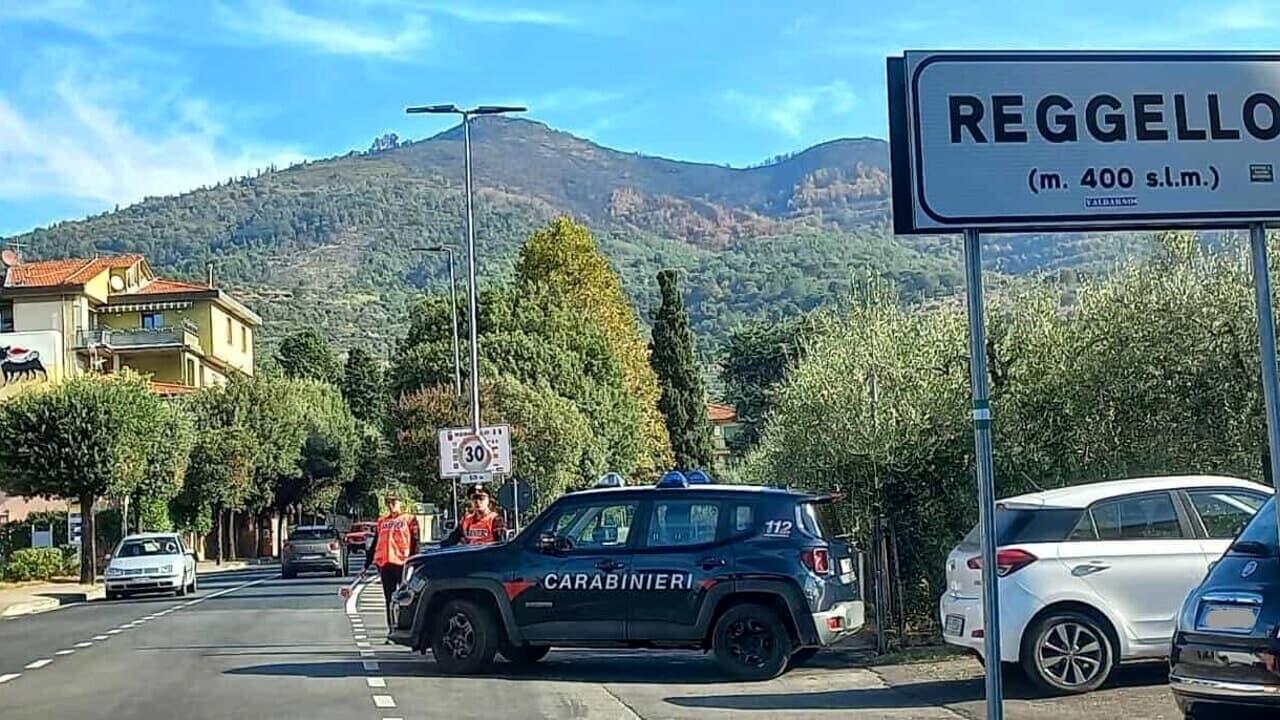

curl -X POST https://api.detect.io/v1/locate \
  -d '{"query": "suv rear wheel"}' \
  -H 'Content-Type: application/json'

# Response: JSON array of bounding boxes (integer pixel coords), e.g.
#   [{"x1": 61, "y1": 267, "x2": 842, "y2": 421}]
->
[
  {"x1": 712, "y1": 603, "x2": 791, "y2": 680},
  {"x1": 1020, "y1": 610, "x2": 1114, "y2": 694},
  {"x1": 431, "y1": 599, "x2": 498, "y2": 675}
]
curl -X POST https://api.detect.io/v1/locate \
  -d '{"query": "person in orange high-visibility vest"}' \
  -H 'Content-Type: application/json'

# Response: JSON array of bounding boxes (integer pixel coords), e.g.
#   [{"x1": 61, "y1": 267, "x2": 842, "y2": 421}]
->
[
  {"x1": 364, "y1": 496, "x2": 419, "y2": 627},
  {"x1": 442, "y1": 486, "x2": 506, "y2": 547}
]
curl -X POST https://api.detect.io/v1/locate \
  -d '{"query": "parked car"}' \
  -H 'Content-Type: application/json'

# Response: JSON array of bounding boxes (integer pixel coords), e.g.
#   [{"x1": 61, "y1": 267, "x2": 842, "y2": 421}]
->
[
  {"x1": 104, "y1": 533, "x2": 198, "y2": 600},
  {"x1": 1171, "y1": 496, "x2": 1280, "y2": 718},
  {"x1": 281, "y1": 525, "x2": 344, "y2": 578},
  {"x1": 387, "y1": 475, "x2": 864, "y2": 679},
  {"x1": 940, "y1": 475, "x2": 1271, "y2": 694},
  {"x1": 345, "y1": 521, "x2": 377, "y2": 553}
]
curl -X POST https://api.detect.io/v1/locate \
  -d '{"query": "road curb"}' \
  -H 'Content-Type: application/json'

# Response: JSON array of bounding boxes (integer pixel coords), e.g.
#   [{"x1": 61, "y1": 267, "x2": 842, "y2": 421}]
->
[{"x1": 0, "y1": 586, "x2": 105, "y2": 617}]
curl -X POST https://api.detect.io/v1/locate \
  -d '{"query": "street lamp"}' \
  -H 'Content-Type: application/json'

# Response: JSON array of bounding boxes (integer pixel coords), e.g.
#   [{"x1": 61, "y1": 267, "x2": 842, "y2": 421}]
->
[
  {"x1": 405, "y1": 104, "x2": 526, "y2": 435},
  {"x1": 411, "y1": 246, "x2": 462, "y2": 397}
]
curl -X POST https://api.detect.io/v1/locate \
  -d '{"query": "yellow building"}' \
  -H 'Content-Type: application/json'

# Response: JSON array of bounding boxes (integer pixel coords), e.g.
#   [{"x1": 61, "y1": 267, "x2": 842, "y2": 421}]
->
[{"x1": 0, "y1": 254, "x2": 260, "y2": 397}]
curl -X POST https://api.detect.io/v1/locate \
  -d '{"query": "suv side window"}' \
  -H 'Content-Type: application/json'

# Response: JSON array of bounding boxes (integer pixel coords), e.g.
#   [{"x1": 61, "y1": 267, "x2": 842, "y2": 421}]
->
[
  {"x1": 647, "y1": 500, "x2": 719, "y2": 548},
  {"x1": 732, "y1": 503, "x2": 754, "y2": 535},
  {"x1": 549, "y1": 501, "x2": 638, "y2": 550},
  {"x1": 1088, "y1": 492, "x2": 1184, "y2": 540},
  {"x1": 1186, "y1": 490, "x2": 1265, "y2": 539}
]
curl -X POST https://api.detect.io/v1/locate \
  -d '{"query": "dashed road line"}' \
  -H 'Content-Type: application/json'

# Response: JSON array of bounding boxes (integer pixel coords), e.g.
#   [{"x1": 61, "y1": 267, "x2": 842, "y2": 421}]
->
[
  {"x1": 74, "y1": 642, "x2": 93, "y2": 648},
  {"x1": 0, "y1": 674, "x2": 20, "y2": 684},
  {"x1": 93, "y1": 635, "x2": 109, "y2": 641},
  {"x1": 354, "y1": 634, "x2": 368, "y2": 640},
  {"x1": 55, "y1": 650, "x2": 75, "y2": 656},
  {"x1": 24, "y1": 659, "x2": 52, "y2": 670},
  {"x1": 105, "y1": 629, "x2": 122, "y2": 635},
  {"x1": 366, "y1": 677, "x2": 386, "y2": 688},
  {"x1": 372, "y1": 695, "x2": 396, "y2": 709}
]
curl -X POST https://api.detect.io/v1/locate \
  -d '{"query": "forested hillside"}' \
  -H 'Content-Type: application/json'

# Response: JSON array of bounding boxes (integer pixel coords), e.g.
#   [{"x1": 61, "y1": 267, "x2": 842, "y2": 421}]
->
[{"x1": 3, "y1": 117, "x2": 1153, "y2": 353}]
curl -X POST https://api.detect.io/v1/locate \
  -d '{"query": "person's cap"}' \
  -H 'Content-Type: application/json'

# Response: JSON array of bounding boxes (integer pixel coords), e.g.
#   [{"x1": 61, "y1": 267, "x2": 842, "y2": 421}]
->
[{"x1": 469, "y1": 485, "x2": 491, "y2": 498}]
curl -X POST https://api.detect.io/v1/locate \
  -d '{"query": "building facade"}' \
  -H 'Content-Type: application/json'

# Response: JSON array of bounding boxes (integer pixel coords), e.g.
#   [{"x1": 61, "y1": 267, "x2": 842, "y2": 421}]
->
[{"x1": 0, "y1": 254, "x2": 259, "y2": 399}]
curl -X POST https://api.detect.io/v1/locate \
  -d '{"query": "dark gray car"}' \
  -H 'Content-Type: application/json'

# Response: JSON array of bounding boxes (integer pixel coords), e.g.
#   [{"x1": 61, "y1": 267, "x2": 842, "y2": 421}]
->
[{"x1": 281, "y1": 525, "x2": 344, "y2": 578}]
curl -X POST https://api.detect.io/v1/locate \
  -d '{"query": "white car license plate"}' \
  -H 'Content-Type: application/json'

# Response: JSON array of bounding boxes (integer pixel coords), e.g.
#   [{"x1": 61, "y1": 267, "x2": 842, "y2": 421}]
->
[
  {"x1": 945, "y1": 614, "x2": 964, "y2": 636},
  {"x1": 1199, "y1": 605, "x2": 1259, "y2": 632}
]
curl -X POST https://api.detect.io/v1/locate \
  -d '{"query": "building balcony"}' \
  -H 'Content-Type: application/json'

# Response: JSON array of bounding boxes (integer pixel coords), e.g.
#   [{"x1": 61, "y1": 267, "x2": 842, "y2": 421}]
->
[{"x1": 75, "y1": 321, "x2": 201, "y2": 352}]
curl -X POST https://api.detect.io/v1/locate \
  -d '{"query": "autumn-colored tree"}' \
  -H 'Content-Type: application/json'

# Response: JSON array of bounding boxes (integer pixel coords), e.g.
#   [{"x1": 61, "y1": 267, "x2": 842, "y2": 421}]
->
[{"x1": 516, "y1": 217, "x2": 672, "y2": 473}]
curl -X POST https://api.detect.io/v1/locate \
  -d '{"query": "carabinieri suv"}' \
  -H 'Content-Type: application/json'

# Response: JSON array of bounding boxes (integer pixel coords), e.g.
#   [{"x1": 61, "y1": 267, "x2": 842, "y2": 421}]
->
[{"x1": 387, "y1": 475, "x2": 865, "y2": 680}]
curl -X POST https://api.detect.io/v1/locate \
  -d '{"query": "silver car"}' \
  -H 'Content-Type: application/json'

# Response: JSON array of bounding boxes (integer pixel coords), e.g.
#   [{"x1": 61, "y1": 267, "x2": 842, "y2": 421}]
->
[{"x1": 281, "y1": 525, "x2": 344, "y2": 578}]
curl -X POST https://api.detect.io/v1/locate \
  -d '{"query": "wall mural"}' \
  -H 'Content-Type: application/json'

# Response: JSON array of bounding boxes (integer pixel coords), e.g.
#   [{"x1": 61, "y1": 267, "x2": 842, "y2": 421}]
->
[{"x1": 0, "y1": 331, "x2": 62, "y2": 399}]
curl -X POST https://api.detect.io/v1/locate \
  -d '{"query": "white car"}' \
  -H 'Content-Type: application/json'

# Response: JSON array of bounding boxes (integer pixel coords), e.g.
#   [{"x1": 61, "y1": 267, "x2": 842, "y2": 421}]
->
[
  {"x1": 104, "y1": 533, "x2": 198, "y2": 600},
  {"x1": 939, "y1": 475, "x2": 1272, "y2": 694}
]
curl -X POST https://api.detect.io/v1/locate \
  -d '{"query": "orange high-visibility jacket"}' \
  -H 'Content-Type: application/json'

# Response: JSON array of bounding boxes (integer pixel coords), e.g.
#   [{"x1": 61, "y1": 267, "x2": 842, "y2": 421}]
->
[
  {"x1": 460, "y1": 510, "x2": 505, "y2": 545},
  {"x1": 371, "y1": 513, "x2": 419, "y2": 568}
]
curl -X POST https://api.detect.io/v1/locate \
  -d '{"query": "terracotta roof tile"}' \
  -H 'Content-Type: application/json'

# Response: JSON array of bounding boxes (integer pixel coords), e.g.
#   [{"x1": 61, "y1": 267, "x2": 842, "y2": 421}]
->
[
  {"x1": 133, "y1": 278, "x2": 210, "y2": 295},
  {"x1": 5, "y1": 255, "x2": 144, "y2": 288},
  {"x1": 707, "y1": 402, "x2": 737, "y2": 423},
  {"x1": 66, "y1": 254, "x2": 142, "y2": 283}
]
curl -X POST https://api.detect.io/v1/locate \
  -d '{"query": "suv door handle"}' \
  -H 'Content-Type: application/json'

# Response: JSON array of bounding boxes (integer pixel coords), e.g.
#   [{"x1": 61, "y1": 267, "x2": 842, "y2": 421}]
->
[
  {"x1": 1071, "y1": 561, "x2": 1111, "y2": 576},
  {"x1": 697, "y1": 557, "x2": 726, "y2": 570},
  {"x1": 595, "y1": 559, "x2": 624, "y2": 572}
]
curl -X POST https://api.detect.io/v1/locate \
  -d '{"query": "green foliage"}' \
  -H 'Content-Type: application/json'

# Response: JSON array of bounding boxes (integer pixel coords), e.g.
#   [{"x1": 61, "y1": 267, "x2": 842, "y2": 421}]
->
[
  {"x1": 720, "y1": 314, "x2": 823, "y2": 451},
  {"x1": 172, "y1": 426, "x2": 258, "y2": 535},
  {"x1": 2, "y1": 548, "x2": 65, "y2": 582},
  {"x1": 276, "y1": 329, "x2": 342, "y2": 383},
  {"x1": 0, "y1": 374, "x2": 171, "y2": 582},
  {"x1": 0, "y1": 511, "x2": 68, "y2": 561},
  {"x1": 341, "y1": 347, "x2": 387, "y2": 425},
  {"x1": 650, "y1": 270, "x2": 714, "y2": 469}
]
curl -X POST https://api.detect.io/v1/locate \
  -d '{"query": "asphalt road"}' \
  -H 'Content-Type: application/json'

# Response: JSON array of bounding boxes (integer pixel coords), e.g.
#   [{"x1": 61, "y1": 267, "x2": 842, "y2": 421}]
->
[{"x1": 0, "y1": 561, "x2": 1202, "y2": 720}]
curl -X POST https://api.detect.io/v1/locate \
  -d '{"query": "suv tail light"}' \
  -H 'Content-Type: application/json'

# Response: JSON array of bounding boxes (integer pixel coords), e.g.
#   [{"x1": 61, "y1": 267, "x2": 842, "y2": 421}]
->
[
  {"x1": 801, "y1": 548, "x2": 831, "y2": 575},
  {"x1": 967, "y1": 548, "x2": 1037, "y2": 577}
]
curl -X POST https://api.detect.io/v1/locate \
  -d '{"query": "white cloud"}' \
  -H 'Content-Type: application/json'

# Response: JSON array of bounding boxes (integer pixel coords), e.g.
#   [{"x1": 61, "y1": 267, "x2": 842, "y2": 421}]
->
[
  {"x1": 429, "y1": 3, "x2": 576, "y2": 26},
  {"x1": 723, "y1": 82, "x2": 857, "y2": 138},
  {"x1": 216, "y1": 1, "x2": 429, "y2": 58},
  {"x1": 0, "y1": 77, "x2": 303, "y2": 208},
  {"x1": 528, "y1": 89, "x2": 623, "y2": 112}
]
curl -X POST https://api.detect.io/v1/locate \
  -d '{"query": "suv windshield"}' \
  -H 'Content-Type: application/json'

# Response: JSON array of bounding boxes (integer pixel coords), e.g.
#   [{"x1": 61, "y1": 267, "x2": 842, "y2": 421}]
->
[
  {"x1": 960, "y1": 507, "x2": 1085, "y2": 549},
  {"x1": 290, "y1": 528, "x2": 337, "y2": 541},
  {"x1": 117, "y1": 538, "x2": 180, "y2": 557},
  {"x1": 1229, "y1": 497, "x2": 1278, "y2": 556}
]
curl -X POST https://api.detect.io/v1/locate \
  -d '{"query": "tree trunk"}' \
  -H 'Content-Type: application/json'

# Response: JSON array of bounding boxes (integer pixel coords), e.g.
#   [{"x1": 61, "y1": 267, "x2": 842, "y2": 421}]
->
[
  {"x1": 229, "y1": 509, "x2": 237, "y2": 559},
  {"x1": 215, "y1": 507, "x2": 224, "y2": 566},
  {"x1": 80, "y1": 494, "x2": 96, "y2": 585}
]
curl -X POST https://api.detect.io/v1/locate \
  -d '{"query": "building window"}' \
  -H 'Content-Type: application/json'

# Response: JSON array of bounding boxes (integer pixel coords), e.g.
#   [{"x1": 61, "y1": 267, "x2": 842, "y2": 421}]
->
[
  {"x1": 226, "y1": 317, "x2": 233, "y2": 344},
  {"x1": 187, "y1": 359, "x2": 197, "y2": 386},
  {"x1": 141, "y1": 311, "x2": 164, "y2": 330},
  {"x1": 0, "y1": 301, "x2": 13, "y2": 333},
  {"x1": 241, "y1": 326, "x2": 248, "y2": 351}
]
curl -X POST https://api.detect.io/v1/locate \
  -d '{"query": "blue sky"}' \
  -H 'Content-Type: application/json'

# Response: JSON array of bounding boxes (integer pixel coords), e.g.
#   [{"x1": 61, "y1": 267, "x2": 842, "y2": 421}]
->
[{"x1": 1, "y1": 0, "x2": 1277, "y2": 236}]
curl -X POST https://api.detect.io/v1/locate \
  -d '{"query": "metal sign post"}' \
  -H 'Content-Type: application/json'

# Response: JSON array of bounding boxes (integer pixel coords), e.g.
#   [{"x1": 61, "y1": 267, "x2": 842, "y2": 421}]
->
[
  {"x1": 964, "y1": 228, "x2": 1004, "y2": 719},
  {"x1": 1248, "y1": 224, "x2": 1280, "y2": 540}
]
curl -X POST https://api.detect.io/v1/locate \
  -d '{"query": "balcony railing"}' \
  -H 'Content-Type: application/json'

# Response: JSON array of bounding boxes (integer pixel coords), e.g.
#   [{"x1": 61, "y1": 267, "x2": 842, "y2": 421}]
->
[{"x1": 76, "y1": 321, "x2": 200, "y2": 351}]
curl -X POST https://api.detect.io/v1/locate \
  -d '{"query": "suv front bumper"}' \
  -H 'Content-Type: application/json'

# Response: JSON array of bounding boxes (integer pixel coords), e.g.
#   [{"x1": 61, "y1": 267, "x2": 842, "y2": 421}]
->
[{"x1": 811, "y1": 600, "x2": 865, "y2": 645}]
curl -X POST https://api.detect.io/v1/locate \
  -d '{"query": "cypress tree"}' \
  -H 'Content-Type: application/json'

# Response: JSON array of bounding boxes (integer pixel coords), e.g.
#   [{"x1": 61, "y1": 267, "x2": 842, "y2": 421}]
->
[{"x1": 649, "y1": 269, "x2": 715, "y2": 469}]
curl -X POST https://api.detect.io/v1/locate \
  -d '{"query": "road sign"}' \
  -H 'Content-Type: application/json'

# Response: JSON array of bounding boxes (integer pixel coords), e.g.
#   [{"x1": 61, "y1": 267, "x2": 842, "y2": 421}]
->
[
  {"x1": 438, "y1": 425, "x2": 511, "y2": 478},
  {"x1": 497, "y1": 478, "x2": 533, "y2": 514},
  {"x1": 460, "y1": 472, "x2": 492, "y2": 486},
  {"x1": 68, "y1": 508, "x2": 82, "y2": 548},
  {"x1": 888, "y1": 52, "x2": 1280, "y2": 234}
]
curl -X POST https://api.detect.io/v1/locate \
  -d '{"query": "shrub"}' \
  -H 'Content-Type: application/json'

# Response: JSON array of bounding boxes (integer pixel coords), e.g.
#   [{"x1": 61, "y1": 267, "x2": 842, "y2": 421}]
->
[
  {"x1": 59, "y1": 545, "x2": 80, "y2": 578},
  {"x1": 2, "y1": 547, "x2": 64, "y2": 582}
]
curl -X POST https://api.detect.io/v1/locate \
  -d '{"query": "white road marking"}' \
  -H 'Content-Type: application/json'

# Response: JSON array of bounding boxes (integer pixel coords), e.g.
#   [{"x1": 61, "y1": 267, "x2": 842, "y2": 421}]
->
[
  {"x1": 354, "y1": 635, "x2": 368, "y2": 640},
  {"x1": 144, "y1": 615, "x2": 157, "y2": 620},
  {"x1": 363, "y1": 660, "x2": 379, "y2": 671},
  {"x1": 106, "y1": 630, "x2": 121, "y2": 635},
  {"x1": 357, "y1": 641, "x2": 371, "y2": 648},
  {"x1": 93, "y1": 635, "x2": 108, "y2": 641},
  {"x1": 366, "y1": 677, "x2": 386, "y2": 688},
  {"x1": 360, "y1": 650, "x2": 375, "y2": 657},
  {"x1": 0, "y1": 674, "x2": 19, "y2": 684},
  {"x1": 74, "y1": 642, "x2": 92, "y2": 648},
  {"x1": 55, "y1": 650, "x2": 75, "y2": 656},
  {"x1": 24, "y1": 659, "x2": 52, "y2": 669},
  {"x1": 372, "y1": 695, "x2": 396, "y2": 709}
]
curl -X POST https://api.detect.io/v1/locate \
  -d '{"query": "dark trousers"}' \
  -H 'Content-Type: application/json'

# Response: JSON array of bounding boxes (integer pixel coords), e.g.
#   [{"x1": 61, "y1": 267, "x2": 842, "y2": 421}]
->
[{"x1": 378, "y1": 563, "x2": 403, "y2": 627}]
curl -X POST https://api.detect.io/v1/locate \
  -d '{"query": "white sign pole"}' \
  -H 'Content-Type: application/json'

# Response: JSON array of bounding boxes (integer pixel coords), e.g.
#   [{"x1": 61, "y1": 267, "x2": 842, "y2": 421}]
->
[
  {"x1": 964, "y1": 228, "x2": 1004, "y2": 720},
  {"x1": 1248, "y1": 223, "x2": 1280, "y2": 552}
]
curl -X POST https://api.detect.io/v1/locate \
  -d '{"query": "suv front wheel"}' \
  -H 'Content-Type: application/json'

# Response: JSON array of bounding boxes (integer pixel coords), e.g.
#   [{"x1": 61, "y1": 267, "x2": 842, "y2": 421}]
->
[
  {"x1": 431, "y1": 598, "x2": 499, "y2": 675},
  {"x1": 711, "y1": 603, "x2": 791, "y2": 680},
  {"x1": 1020, "y1": 610, "x2": 1114, "y2": 694}
]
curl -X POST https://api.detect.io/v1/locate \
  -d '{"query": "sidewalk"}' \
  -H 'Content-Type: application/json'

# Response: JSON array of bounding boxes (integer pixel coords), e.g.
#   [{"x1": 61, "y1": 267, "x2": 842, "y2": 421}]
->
[{"x1": 0, "y1": 557, "x2": 278, "y2": 618}]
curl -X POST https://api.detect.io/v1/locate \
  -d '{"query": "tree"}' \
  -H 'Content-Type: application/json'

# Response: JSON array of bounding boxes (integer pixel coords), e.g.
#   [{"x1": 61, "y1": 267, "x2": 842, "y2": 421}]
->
[
  {"x1": 128, "y1": 401, "x2": 195, "y2": 533},
  {"x1": 341, "y1": 347, "x2": 387, "y2": 425},
  {"x1": 173, "y1": 426, "x2": 257, "y2": 562},
  {"x1": 516, "y1": 217, "x2": 672, "y2": 473},
  {"x1": 721, "y1": 314, "x2": 823, "y2": 451},
  {"x1": 0, "y1": 375, "x2": 172, "y2": 583},
  {"x1": 649, "y1": 269, "x2": 714, "y2": 469},
  {"x1": 276, "y1": 330, "x2": 341, "y2": 384}
]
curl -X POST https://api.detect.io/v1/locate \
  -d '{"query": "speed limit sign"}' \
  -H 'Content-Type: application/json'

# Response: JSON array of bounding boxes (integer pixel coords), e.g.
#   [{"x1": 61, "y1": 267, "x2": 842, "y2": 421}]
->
[
  {"x1": 458, "y1": 435, "x2": 490, "y2": 472},
  {"x1": 438, "y1": 425, "x2": 511, "y2": 477}
]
